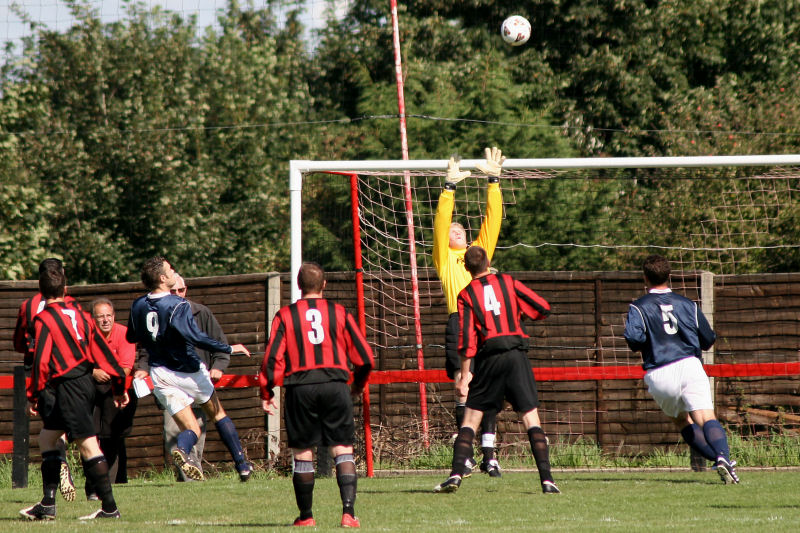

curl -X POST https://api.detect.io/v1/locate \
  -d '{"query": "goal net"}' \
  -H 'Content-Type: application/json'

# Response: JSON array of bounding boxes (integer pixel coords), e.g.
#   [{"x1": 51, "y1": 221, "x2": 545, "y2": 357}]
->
[{"x1": 295, "y1": 155, "x2": 800, "y2": 473}]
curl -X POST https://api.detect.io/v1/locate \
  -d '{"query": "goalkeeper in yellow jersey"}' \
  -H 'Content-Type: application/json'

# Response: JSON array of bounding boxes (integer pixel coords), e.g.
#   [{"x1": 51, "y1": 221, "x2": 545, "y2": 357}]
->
[{"x1": 433, "y1": 146, "x2": 505, "y2": 477}]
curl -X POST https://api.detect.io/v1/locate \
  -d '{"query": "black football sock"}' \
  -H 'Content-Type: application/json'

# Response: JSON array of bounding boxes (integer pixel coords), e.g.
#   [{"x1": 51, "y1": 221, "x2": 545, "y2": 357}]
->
[
  {"x1": 82, "y1": 455, "x2": 117, "y2": 513},
  {"x1": 293, "y1": 460, "x2": 315, "y2": 520},
  {"x1": 451, "y1": 427, "x2": 475, "y2": 477},
  {"x1": 680, "y1": 424, "x2": 717, "y2": 461},
  {"x1": 335, "y1": 454, "x2": 357, "y2": 517},
  {"x1": 455, "y1": 403, "x2": 466, "y2": 430},
  {"x1": 528, "y1": 426, "x2": 553, "y2": 484},
  {"x1": 480, "y1": 412, "x2": 497, "y2": 462},
  {"x1": 41, "y1": 450, "x2": 61, "y2": 506},
  {"x1": 81, "y1": 457, "x2": 95, "y2": 497}
]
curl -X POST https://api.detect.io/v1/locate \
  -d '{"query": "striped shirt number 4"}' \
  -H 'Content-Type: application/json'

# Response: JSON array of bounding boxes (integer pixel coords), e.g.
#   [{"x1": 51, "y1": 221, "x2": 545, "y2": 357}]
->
[{"x1": 484, "y1": 285, "x2": 502, "y2": 316}]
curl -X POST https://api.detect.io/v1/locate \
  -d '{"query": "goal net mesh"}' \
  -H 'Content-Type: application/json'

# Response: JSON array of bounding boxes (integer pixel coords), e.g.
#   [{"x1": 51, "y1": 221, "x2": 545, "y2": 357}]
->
[{"x1": 301, "y1": 162, "x2": 800, "y2": 470}]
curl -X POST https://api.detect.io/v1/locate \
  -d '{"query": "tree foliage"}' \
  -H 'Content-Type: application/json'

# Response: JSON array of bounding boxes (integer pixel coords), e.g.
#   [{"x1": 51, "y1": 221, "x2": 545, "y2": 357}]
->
[{"x1": 2, "y1": 0, "x2": 800, "y2": 281}]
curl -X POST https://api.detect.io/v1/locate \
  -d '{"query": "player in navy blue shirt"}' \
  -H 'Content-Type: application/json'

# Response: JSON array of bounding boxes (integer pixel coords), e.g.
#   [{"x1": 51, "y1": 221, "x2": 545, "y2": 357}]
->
[
  {"x1": 127, "y1": 256, "x2": 253, "y2": 482},
  {"x1": 624, "y1": 254, "x2": 739, "y2": 484}
]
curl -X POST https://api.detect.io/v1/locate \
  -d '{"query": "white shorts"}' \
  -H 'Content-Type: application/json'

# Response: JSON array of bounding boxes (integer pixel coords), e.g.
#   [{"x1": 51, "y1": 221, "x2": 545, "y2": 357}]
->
[
  {"x1": 150, "y1": 364, "x2": 215, "y2": 416},
  {"x1": 643, "y1": 356, "x2": 713, "y2": 418}
]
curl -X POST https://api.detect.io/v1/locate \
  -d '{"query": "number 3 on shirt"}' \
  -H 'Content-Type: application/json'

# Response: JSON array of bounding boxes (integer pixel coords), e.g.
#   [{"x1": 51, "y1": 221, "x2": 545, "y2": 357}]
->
[
  {"x1": 483, "y1": 285, "x2": 502, "y2": 316},
  {"x1": 306, "y1": 309, "x2": 325, "y2": 344},
  {"x1": 659, "y1": 304, "x2": 678, "y2": 335}
]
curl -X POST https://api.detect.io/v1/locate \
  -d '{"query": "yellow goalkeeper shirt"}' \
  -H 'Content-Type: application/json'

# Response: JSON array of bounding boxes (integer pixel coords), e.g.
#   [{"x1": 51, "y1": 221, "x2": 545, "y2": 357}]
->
[{"x1": 433, "y1": 182, "x2": 502, "y2": 314}]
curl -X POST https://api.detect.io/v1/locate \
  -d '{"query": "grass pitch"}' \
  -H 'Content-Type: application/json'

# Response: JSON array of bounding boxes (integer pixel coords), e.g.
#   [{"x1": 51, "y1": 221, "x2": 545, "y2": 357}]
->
[{"x1": 2, "y1": 469, "x2": 799, "y2": 532}]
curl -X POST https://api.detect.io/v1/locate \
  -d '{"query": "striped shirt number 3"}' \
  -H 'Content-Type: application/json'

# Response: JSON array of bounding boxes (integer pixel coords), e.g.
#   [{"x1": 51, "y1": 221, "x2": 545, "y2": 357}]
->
[
  {"x1": 659, "y1": 304, "x2": 678, "y2": 335},
  {"x1": 484, "y1": 285, "x2": 502, "y2": 316},
  {"x1": 306, "y1": 309, "x2": 325, "y2": 344}
]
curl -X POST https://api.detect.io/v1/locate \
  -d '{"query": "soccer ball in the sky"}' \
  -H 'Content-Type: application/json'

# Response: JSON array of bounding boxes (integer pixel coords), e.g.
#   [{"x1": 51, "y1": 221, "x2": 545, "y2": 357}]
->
[{"x1": 500, "y1": 15, "x2": 531, "y2": 47}]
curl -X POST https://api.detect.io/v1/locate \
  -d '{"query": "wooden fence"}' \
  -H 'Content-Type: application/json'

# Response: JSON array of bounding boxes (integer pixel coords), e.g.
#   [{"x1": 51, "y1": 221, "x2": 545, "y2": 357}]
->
[{"x1": 1, "y1": 270, "x2": 799, "y2": 473}]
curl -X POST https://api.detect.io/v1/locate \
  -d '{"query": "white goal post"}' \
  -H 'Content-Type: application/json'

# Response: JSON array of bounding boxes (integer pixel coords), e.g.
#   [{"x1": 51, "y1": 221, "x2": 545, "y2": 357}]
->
[
  {"x1": 290, "y1": 153, "x2": 800, "y2": 301},
  {"x1": 288, "y1": 153, "x2": 800, "y2": 474}
]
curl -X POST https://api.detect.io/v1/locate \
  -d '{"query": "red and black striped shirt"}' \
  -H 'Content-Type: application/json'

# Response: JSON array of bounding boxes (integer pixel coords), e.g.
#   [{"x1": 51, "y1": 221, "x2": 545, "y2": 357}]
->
[
  {"x1": 457, "y1": 273, "x2": 550, "y2": 359},
  {"x1": 29, "y1": 300, "x2": 126, "y2": 402},
  {"x1": 13, "y1": 293, "x2": 76, "y2": 367},
  {"x1": 260, "y1": 298, "x2": 374, "y2": 400}
]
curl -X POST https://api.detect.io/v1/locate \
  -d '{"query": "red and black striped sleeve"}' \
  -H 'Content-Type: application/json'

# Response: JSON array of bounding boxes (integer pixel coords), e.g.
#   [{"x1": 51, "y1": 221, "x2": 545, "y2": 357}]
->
[
  {"x1": 28, "y1": 318, "x2": 53, "y2": 403},
  {"x1": 261, "y1": 311, "x2": 288, "y2": 400},
  {"x1": 457, "y1": 288, "x2": 479, "y2": 359},
  {"x1": 514, "y1": 278, "x2": 551, "y2": 321},
  {"x1": 343, "y1": 309, "x2": 374, "y2": 389}
]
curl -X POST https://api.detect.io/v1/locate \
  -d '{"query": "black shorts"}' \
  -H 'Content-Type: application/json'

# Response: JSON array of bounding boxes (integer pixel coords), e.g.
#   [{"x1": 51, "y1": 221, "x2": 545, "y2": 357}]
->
[
  {"x1": 284, "y1": 381, "x2": 355, "y2": 450},
  {"x1": 42, "y1": 373, "x2": 97, "y2": 441},
  {"x1": 93, "y1": 385, "x2": 138, "y2": 439},
  {"x1": 445, "y1": 313, "x2": 474, "y2": 380},
  {"x1": 466, "y1": 348, "x2": 540, "y2": 414}
]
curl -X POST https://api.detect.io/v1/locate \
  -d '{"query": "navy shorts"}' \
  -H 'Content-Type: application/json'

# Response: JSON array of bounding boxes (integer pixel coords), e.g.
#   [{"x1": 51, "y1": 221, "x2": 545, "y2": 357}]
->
[
  {"x1": 284, "y1": 381, "x2": 355, "y2": 450},
  {"x1": 466, "y1": 348, "x2": 540, "y2": 414},
  {"x1": 42, "y1": 373, "x2": 98, "y2": 441}
]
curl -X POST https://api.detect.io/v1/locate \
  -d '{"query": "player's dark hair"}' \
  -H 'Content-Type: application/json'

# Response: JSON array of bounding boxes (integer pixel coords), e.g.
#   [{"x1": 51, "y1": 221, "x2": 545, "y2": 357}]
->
[
  {"x1": 298, "y1": 262, "x2": 325, "y2": 294},
  {"x1": 141, "y1": 256, "x2": 168, "y2": 291},
  {"x1": 643, "y1": 254, "x2": 671, "y2": 286},
  {"x1": 38, "y1": 258, "x2": 63, "y2": 275},
  {"x1": 91, "y1": 297, "x2": 114, "y2": 315},
  {"x1": 464, "y1": 246, "x2": 490, "y2": 277},
  {"x1": 39, "y1": 266, "x2": 66, "y2": 299}
]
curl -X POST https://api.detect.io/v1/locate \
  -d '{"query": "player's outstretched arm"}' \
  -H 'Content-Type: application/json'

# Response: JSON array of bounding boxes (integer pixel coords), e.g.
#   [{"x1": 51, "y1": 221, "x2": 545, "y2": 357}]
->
[
  {"x1": 476, "y1": 146, "x2": 506, "y2": 181},
  {"x1": 230, "y1": 343, "x2": 251, "y2": 357},
  {"x1": 445, "y1": 156, "x2": 470, "y2": 189}
]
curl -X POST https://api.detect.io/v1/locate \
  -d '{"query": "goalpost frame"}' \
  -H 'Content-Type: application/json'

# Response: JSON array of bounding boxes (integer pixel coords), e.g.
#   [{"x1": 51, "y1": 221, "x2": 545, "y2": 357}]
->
[
  {"x1": 291, "y1": 153, "x2": 800, "y2": 296},
  {"x1": 288, "y1": 153, "x2": 800, "y2": 471}
]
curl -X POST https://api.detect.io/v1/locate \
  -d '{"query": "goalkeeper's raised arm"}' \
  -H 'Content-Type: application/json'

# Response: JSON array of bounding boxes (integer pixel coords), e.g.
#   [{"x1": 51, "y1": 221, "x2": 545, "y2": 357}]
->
[{"x1": 431, "y1": 147, "x2": 506, "y2": 480}]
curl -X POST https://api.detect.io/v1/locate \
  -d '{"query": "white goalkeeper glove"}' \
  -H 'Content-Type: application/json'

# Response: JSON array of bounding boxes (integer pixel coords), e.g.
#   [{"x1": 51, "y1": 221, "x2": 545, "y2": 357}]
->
[
  {"x1": 445, "y1": 157, "x2": 470, "y2": 190},
  {"x1": 476, "y1": 146, "x2": 506, "y2": 182}
]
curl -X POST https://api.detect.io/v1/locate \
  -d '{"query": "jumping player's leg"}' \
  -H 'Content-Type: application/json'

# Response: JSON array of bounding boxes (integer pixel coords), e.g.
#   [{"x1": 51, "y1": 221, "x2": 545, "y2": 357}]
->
[{"x1": 199, "y1": 393, "x2": 250, "y2": 478}]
